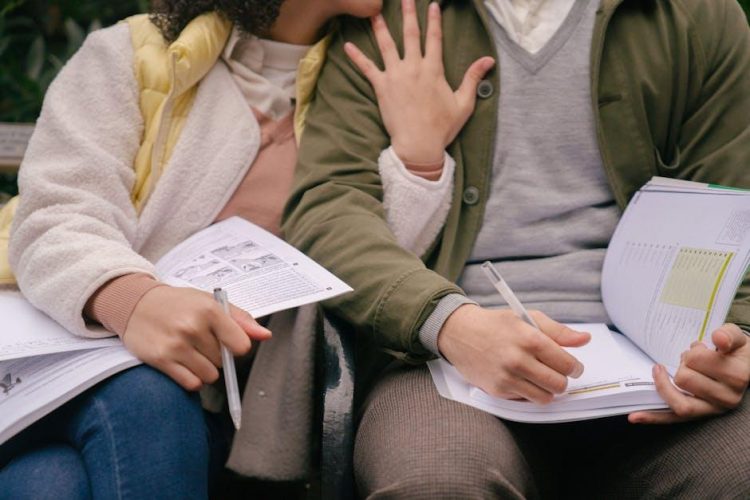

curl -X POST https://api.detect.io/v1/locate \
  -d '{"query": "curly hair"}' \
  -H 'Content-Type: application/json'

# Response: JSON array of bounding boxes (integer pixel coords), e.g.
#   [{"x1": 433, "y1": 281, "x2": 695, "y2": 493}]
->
[{"x1": 150, "y1": 0, "x2": 286, "y2": 42}]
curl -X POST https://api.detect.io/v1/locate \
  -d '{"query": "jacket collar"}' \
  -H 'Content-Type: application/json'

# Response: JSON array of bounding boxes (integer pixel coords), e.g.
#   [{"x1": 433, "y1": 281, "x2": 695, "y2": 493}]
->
[{"x1": 167, "y1": 13, "x2": 232, "y2": 96}]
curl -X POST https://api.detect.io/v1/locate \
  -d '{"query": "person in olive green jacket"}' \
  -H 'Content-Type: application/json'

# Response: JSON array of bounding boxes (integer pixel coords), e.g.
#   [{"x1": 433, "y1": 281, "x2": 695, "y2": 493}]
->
[{"x1": 284, "y1": 0, "x2": 750, "y2": 497}]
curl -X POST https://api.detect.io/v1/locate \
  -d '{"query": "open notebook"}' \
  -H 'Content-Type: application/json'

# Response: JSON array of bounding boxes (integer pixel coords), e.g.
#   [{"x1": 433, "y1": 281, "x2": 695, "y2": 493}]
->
[
  {"x1": 429, "y1": 177, "x2": 750, "y2": 422},
  {"x1": 0, "y1": 217, "x2": 351, "y2": 443}
]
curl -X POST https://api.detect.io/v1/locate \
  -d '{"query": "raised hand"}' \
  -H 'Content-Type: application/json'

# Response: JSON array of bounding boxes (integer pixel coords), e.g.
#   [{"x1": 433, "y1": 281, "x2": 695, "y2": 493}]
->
[
  {"x1": 122, "y1": 286, "x2": 272, "y2": 391},
  {"x1": 344, "y1": 0, "x2": 495, "y2": 166},
  {"x1": 629, "y1": 324, "x2": 750, "y2": 424}
]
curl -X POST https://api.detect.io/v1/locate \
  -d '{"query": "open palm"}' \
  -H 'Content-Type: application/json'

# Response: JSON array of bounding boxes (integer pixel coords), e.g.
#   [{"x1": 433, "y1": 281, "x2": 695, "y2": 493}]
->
[{"x1": 345, "y1": 0, "x2": 495, "y2": 166}]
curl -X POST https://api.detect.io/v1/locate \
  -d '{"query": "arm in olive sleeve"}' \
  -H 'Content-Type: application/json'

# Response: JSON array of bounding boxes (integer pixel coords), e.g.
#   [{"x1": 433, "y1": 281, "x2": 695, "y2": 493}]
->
[{"x1": 283, "y1": 19, "x2": 462, "y2": 357}]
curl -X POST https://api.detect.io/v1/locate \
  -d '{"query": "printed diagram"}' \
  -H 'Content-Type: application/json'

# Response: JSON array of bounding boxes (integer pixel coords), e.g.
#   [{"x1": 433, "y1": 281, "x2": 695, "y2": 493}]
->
[
  {"x1": 187, "y1": 267, "x2": 241, "y2": 289},
  {"x1": 211, "y1": 241, "x2": 258, "y2": 260},
  {"x1": 173, "y1": 259, "x2": 221, "y2": 280},
  {"x1": 170, "y1": 240, "x2": 287, "y2": 290},
  {"x1": 1, "y1": 373, "x2": 21, "y2": 394},
  {"x1": 230, "y1": 254, "x2": 282, "y2": 272}
]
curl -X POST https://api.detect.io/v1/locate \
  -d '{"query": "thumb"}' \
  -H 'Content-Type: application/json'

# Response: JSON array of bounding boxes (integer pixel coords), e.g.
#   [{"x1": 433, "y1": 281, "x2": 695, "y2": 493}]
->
[
  {"x1": 230, "y1": 304, "x2": 273, "y2": 341},
  {"x1": 712, "y1": 324, "x2": 746, "y2": 354},
  {"x1": 454, "y1": 57, "x2": 495, "y2": 116},
  {"x1": 531, "y1": 312, "x2": 591, "y2": 348}
]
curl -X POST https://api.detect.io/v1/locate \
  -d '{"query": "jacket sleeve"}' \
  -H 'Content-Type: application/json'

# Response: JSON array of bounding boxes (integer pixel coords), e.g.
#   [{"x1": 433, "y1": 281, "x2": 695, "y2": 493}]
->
[
  {"x1": 679, "y1": 0, "x2": 750, "y2": 330},
  {"x1": 283, "y1": 19, "x2": 462, "y2": 358},
  {"x1": 9, "y1": 23, "x2": 155, "y2": 338}
]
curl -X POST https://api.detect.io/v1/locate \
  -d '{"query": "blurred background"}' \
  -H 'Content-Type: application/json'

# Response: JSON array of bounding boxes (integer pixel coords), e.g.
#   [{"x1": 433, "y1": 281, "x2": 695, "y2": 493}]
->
[
  {"x1": 0, "y1": 0, "x2": 148, "y2": 198},
  {"x1": 0, "y1": 0, "x2": 146, "y2": 123},
  {"x1": 0, "y1": 0, "x2": 146, "y2": 198},
  {"x1": 0, "y1": 0, "x2": 749, "y2": 198}
]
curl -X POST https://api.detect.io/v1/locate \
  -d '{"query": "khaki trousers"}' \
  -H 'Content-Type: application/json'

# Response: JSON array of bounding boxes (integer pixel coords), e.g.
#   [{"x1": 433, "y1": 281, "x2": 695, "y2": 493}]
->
[{"x1": 354, "y1": 365, "x2": 750, "y2": 499}]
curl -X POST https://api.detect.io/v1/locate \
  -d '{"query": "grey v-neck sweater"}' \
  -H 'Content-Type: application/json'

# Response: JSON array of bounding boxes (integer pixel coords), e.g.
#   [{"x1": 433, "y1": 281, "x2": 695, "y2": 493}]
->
[{"x1": 421, "y1": 0, "x2": 621, "y2": 353}]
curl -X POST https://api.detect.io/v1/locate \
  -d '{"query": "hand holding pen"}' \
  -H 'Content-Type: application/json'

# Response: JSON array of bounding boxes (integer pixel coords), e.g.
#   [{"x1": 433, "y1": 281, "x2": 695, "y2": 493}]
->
[
  {"x1": 122, "y1": 286, "x2": 272, "y2": 393},
  {"x1": 434, "y1": 262, "x2": 590, "y2": 404}
]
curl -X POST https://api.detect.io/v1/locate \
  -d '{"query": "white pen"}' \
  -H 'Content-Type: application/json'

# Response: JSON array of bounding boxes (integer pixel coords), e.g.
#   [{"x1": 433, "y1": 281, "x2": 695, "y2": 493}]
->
[
  {"x1": 480, "y1": 261, "x2": 539, "y2": 329},
  {"x1": 481, "y1": 261, "x2": 584, "y2": 379},
  {"x1": 213, "y1": 288, "x2": 242, "y2": 430}
]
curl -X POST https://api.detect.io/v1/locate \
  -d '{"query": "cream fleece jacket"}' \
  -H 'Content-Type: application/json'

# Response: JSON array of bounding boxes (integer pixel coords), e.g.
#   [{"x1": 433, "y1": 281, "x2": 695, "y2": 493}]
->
[{"x1": 9, "y1": 23, "x2": 454, "y2": 338}]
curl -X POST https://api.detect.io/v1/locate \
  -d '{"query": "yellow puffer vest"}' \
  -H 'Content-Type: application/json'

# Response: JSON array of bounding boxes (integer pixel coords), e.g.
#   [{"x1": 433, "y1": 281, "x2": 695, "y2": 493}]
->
[{"x1": 0, "y1": 13, "x2": 328, "y2": 285}]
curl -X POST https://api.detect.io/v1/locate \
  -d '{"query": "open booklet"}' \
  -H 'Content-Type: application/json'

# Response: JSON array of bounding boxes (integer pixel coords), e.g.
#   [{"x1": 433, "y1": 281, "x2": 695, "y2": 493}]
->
[
  {"x1": 428, "y1": 177, "x2": 750, "y2": 423},
  {"x1": 0, "y1": 216, "x2": 351, "y2": 444}
]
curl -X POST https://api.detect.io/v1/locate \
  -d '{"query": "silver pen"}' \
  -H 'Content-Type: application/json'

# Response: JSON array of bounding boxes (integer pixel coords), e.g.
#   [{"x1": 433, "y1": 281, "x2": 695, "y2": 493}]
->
[
  {"x1": 481, "y1": 261, "x2": 584, "y2": 379},
  {"x1": 480, "y1": 261, "x2": 539, "y2": 329},
  {"x1": 213, "y1": 288, "x2": 242, "y2": 430}
]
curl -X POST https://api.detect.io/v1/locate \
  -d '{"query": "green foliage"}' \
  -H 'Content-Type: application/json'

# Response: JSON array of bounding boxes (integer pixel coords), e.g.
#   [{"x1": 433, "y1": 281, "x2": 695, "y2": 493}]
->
[
  {"x1": 0, "y1": 0, "x2": 146, "y2": 123},
  {"x1": 741, "y1": 0, "x2": 750, "y2": 20},
  {"x1": 0, "y1": 173, "x2": 18, "y2": 198}
]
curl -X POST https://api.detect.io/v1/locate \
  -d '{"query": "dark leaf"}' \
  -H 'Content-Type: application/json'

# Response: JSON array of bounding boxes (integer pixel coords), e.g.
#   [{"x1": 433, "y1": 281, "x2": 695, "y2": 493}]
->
[{"x1": 25, "y1": 35, "x2": 44, "y2": 80}]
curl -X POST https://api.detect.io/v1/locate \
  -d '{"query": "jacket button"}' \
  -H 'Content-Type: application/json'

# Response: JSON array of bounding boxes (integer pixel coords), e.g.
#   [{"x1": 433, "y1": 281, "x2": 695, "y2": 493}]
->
[
  {"x1": 463, "y1": 186, "x2": 480, "y2": 205},
  {"x1": 477, "y1": 80, "x2": 494, "y2": 99}
]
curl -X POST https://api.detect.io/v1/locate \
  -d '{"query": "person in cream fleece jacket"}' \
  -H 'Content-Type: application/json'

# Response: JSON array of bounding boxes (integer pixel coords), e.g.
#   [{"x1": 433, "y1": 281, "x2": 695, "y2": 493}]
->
[{"x1": 0, "y1": 0, "x2": 494, "y2": 497}]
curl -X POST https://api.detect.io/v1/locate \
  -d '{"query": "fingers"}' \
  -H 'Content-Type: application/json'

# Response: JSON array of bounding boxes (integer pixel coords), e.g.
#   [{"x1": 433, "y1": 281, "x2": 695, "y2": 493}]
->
[
  {"x1": 189, "y1": 327, "x2": 222, "y2": 367},
  {"x1": 506, "y1": 378, "x2": 555, "y2": 405},
  {"x1": 424, "y1": 2, "x2": 443, "y2": 71},
  {"x1": 533, "y1": 313, "x2": 591, "y2": 348},
  {"x1": 156, "y1": 339, "x2": 220, "y2": 389},
  {"x1": 401, "y1": 0, "x2": 421, "y2": 59},
  {"x1": 160, "y1": 362, "x2": 204, "y2": 392},
  {"x1": 229, "y1": 304, "x2": 272, "y2": 341},
  {"x1": 371, "y1": 15, "x2": 399, "y2": 68},
  {"x1": 528, "y1": 313, "x2": 587, "y2": 378},
  {"x1": 181, "y1": 349, "x2": 221, "y2": 385},
  {"x1": 682, "y1": 342, "x2": 750, "y2": 394},
  {"x1": 481, "y1": 362, "x2": 556, "y2": 404},
  {"x1": 628, "y1": 409, "x2": 683, "y2": 425},
  {"x1": 513, "y1": 357, "x2": 570, "y2": 396},
  {"x1": 630, "y1": 364, "x2": 722, "y2": 424},
  {"x1": 527, "y1": 332, "x2": 585, "y2": 379},
  {"x1": 673, "y1": 364, "x2": 744, "y2": 409},
  {"x1": 496, "y1": 316, "x2": 582, "y2": 392},
  {"x1": 712, "y1": 323, "x2": 747, "y2": 354},
  {"x1": 454, "y1": 57, "x2": 495, "y2": 117},
  {"x1": 344, "y1": 42, "x2": 383, "y2": 87},
  {"x1": 211, "y1": 305, "x2": 252, "y2": 356},
  {"x1": 631, "y1": 331, "x2": 750, "y2": 424}
]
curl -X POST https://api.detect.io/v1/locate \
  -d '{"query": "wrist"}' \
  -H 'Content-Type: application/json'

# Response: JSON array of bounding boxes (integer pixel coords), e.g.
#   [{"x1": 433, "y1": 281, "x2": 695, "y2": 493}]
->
[
  {"x1": 437, "y1": 303, "x2": 480, "y2": 363},
  {"x1": 391, "y1": 139, "x2": 445, "y2": 167},
  {"x1": 85, "y1": 273, "x2": 165, "y2": 338},
  {"x1": 419, "y1": 294, "x2": 476, "y2": 357}
]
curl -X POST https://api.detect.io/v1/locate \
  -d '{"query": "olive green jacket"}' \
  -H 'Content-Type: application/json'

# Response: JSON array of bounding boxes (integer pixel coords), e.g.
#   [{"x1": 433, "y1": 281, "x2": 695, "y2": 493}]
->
[{"x1": 284, "y1": 0, "x2": 750, "y2": 363}]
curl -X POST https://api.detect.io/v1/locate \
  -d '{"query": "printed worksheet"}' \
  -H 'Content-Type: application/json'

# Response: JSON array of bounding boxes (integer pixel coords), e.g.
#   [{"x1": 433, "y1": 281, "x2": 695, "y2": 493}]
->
[
  {"x1": 155, "y1": 217, "x2": 352, "y2": 318},
  {"x1": 0, "y1": 290, "x2": 120, "y2": 362},
  {"x1": 0, "y1": 347, "x2": 139, "y2": 443},
  {"x1": 1, "y1": 216, "x2": 353, "y2": 444}
]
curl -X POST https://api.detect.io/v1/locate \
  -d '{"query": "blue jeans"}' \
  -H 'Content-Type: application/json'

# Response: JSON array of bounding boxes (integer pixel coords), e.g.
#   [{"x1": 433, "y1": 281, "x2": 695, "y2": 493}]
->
[{"x1": 0, "y1": 365, "x2": 233, "y2": 499}]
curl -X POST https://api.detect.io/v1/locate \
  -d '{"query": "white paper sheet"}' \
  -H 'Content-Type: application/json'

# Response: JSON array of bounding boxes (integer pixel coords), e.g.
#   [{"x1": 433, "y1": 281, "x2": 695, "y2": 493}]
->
[
  {"x1": 1, "y1": 216, "x2": 352, "y2": 443},
  {"x1": 0, "y1": 347, "x2": 139, "y2": 443},
  {"x1": 428, "y1": 324, "x2": 667, "y2": 423},
  {"x1": 602, "y1": 185, "x2": 750, "y2": 371},
  {"x1": 0, "y1": 290, "x2": 120, "y2": 362},
  {"x1": 155, "y1": 217, "x2": 352, "y2": 318}
]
